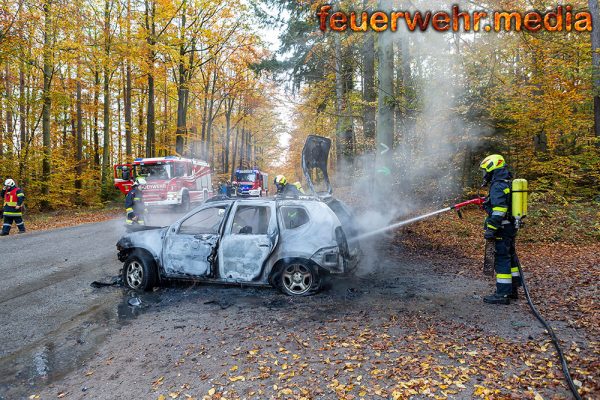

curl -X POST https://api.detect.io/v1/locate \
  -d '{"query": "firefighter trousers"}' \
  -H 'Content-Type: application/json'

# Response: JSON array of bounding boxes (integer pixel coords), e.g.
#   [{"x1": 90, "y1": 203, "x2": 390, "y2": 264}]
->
[
  {"x1": 494, "y1": 223, "x2": 521, "y2": 295},
  {"x1": 2, "y1": 215, "x2": 26, "y2": 234}
]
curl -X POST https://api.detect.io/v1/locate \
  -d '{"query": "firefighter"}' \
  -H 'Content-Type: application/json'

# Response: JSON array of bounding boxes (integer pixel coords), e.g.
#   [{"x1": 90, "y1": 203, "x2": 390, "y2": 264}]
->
[
  {"x1": 293, "y1": 181, "x2": 305, "y2": 194},
  {"x1": 480, "y1": 154, "x2": 521, "y2": 305},
  {"x1": 1, "y1": 178, "x2": 26, "y2": 235},
  {"x1": 274, "y1": 175, "x2": 301, "y2": 197},
  {"x1": 125, "y1": 178, "x2": 146, "y2": 226}
]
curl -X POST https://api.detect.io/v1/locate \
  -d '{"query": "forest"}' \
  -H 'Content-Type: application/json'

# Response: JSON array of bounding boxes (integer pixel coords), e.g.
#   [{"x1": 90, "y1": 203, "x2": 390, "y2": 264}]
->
[
  {"x1": 273, "y1": 0, "x2": 599, "y2": 205},
  {"x1": 0, "y1": 0, "x2": 283, "y2": 209},
  {"x1": 0, "y1": 0, "x2": 599, "y2": 210}
]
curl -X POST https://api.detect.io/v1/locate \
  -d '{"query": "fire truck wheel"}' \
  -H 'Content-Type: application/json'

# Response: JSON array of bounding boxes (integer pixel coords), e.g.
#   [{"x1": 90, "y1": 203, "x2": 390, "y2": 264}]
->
[
  {"x1": 277, "y1": 260, "x2": 320, "y2": 296},
  {"x1": 180, "y1": 191, "x2": 190, "y2": 212},
  {"x1": 122, "y1": 251, "x2": 158, "y2": 291}
]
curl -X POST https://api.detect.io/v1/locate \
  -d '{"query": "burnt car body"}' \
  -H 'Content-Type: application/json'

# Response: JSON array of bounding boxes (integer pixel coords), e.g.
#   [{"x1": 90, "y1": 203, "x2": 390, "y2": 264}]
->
[
  {"x1": 117, "y1": 197, "x2": 360, "y2": 295},
  {"x1": 117, "y1": 135, "x2": 361, "y2": 295}
]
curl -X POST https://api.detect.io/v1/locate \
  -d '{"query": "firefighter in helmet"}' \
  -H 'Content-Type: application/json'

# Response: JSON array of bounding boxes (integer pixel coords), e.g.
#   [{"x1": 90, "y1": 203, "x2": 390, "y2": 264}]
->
[
  {"x1": 1, "y1": 178, "x2": 26, "y2": 235},
  {"x1": 480, "y1": 154, "x2": 521, "y2": 305},
  {"x1": 274, "y1": 175, "x2": 301, "y2": 197},
  {"x1": 293, "y1": 181, "x2": 305, "y2": 194},
  {"x1": 125, "y1": 178, "x2": 146, "y2": 226}
]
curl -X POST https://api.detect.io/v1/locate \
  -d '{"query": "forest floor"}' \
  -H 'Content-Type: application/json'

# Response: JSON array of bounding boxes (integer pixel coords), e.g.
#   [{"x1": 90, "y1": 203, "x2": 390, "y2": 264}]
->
[
  {"x1": 17, "y1": 204, "x2": 122, "y2": 232},
  {"x1": 22, "y1": 199, "x2": 598, "y2": 400}
]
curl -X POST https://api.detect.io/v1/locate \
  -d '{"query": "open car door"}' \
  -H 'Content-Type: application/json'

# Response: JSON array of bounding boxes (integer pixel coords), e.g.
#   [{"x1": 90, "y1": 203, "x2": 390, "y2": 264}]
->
[
  {"x1": 302, "y1": 135, "x2": 332, "y2": 198},
  {"x1": 302, "y1": 135, "x2": 359, "y2": 243}
]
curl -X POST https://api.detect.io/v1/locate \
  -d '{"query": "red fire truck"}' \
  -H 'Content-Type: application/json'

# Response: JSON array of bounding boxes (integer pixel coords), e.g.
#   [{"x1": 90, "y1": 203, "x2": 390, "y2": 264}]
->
[
  {"x1": 233, "y1": 169, "x2": 269, "y2": 197},
  {"x1": 114, "y1": 156, "x2": 214, "y2": 210}
]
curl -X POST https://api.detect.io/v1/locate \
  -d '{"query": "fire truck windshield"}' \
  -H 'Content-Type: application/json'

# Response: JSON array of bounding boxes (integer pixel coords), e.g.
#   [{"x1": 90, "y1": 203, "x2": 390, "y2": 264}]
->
[
  {"x1": 236, "y1": 172, "x2": 256, "y2": 182},
  {"x1": 136, "y1": 164, "x2": 172, "y2": 180}
]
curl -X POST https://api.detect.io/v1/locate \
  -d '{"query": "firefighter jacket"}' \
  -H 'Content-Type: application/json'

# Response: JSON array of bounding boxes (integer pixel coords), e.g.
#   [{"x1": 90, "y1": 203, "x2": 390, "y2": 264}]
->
[
  {"x1": 280, "y1": 184, "x2": 302, "y2": 197},
  {"x1": 125, "y1": 187, "x2": 144, "y2": 215},
  {"x1": 483, "y1": 167, "x2": 512, "y2": 231},
  {"x1": 2, "y1": 187, "x2": 25, "y2": 216}
]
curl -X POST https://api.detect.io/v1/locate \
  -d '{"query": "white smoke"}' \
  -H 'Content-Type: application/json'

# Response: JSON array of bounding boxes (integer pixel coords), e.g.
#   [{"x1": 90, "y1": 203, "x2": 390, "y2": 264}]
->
[{"x1": 332, "y1": 0, "x2": 491, "y2": 274}]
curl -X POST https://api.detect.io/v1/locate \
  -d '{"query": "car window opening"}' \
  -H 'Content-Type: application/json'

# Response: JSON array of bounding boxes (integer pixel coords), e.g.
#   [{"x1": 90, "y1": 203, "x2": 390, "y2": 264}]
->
[
  {"x1": 281, "y1": 207, "x2": 310, "y2": 230},
  {"x1": 179, "y1": 206, "x2": 227, "y2": 235},
  {"x1": 232, "y1": 206, "x2": 270, "y2": 235}
]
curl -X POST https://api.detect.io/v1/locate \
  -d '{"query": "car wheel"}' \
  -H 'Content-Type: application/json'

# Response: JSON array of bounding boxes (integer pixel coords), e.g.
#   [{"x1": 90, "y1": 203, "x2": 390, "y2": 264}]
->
[
  {"x1": 122, "y1": 252, "x2": 158, "y2": 291},
  {"x1": 278, "y1": 261, "x2": 320, "y2": 296}
]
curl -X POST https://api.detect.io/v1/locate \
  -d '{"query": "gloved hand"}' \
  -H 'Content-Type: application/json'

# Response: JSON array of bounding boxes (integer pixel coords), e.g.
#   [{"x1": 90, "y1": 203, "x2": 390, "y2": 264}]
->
[{"x1": 484, "y1": 228, "x2": 496, "y2": 240}]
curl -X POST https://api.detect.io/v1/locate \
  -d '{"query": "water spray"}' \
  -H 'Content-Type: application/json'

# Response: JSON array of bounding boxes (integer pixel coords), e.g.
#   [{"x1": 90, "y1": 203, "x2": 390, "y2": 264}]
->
[{"x1": 350, "y1": 197, "x2": 485, "y2": 242}]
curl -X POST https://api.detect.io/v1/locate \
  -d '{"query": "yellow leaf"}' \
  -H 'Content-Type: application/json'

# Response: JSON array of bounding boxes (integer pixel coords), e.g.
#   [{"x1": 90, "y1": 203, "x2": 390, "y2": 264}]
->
[
  {"x1": 169, "y1": 392, "x2": 180, "y2": 399},
  {"x1": 230, "y1": 365, "x2": 238, "y2": 372},
  {"x1": 207, "y1": 388, "x2": 215, "y2": 396},
  {"x1": 229, "y1": 375, "x2": 245, "y2": 382},
  {"x1": 158, "y1": 396, "x2": 166, "y2": 400},
  {"x1": 534, "y1": 394, "x2": 544, "y2": 400}
]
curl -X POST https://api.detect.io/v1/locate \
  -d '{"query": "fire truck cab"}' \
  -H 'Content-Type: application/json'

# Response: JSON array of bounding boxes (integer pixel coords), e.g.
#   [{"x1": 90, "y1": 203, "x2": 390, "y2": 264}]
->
[
  {"x1": 114, "y1": 156, "x2": 213, "y2": 210},
  {"x1": 233, "y1": 169, "x2": 268, "y2": 197}
]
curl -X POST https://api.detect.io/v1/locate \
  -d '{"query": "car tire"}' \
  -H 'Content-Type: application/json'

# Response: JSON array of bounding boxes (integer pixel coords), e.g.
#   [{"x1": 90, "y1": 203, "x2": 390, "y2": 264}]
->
[
  {"x1": 122, "y1": 251, "x2": 158, "y2": 291},
  {"x1": 277, "y1": 261, "x2": 320, "y2": 296}
]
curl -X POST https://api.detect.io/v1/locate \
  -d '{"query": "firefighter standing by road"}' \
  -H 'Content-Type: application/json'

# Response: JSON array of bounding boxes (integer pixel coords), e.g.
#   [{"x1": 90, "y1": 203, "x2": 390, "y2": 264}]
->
[
  {"x1": 1, "y1": 179, "x2": 26, "y2": 236},
  {"x1": 125, "y1": 178, "x2": 146, "y2": 226},
  {"x1": 480, "y1": 154, "x2": 521, "y2": 305},
  {"x1": 274, "y1": 175, "x2": 301, "y2": 197}
]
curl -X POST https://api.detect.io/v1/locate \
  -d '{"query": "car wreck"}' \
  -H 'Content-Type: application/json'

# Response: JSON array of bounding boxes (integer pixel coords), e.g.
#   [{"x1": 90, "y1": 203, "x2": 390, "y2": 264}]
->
[{"x1": 116, "y1": 135, "x2": 361, "y2": 295}]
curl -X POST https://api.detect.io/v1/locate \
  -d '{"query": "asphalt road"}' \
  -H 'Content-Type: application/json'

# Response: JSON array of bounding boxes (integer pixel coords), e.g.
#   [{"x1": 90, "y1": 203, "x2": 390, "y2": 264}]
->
[{"x1": 0, "y1": 213, "x2": 182, "y2": 399}]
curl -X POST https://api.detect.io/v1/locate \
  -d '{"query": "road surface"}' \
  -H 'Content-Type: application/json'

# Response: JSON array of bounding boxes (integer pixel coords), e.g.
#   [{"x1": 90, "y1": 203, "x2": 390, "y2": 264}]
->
[
  {"x1": 0, "y1": 213, "x2": 182, "y2": 399},
  {"x1": 0, "y1": 213, "x2": 581, "y2": 399}
]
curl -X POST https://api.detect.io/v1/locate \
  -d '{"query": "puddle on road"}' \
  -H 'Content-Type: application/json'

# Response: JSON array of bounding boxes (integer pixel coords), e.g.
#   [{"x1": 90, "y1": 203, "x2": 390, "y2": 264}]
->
[{"x1": 0, "y1": 288, "x2": 145, "y2": 399}]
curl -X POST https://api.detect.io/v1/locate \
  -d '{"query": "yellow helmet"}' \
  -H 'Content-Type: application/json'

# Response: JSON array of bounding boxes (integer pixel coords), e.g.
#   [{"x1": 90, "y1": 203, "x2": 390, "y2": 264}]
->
[
  {"x1": 274, "y1": 175, "x2": 287, "y2": 186},
  {"x1": 480, "y1": 154, "x2": 506, "y2": 173}
]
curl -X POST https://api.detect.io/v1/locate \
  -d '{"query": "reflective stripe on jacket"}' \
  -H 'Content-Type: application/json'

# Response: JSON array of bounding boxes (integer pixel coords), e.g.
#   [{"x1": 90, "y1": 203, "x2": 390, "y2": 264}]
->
[
  {"x1": 483, "y1": 168, "x2": 512, "y2": 230},
  {"x1": 3, "y1": 187, "x2": 25, "y2": 216}
]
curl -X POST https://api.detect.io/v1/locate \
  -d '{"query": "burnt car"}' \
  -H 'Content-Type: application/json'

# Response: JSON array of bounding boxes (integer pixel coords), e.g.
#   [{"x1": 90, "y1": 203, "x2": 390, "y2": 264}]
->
[
  {"x1": 117, "y1": 197, "x2": 359, "y2": 295},
  {"x1": 116, "y1": 135, "x2": 361, "y2": 296}
]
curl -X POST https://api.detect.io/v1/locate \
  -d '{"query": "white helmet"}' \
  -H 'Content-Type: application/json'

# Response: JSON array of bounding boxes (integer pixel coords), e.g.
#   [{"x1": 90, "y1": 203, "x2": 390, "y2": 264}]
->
[{"x1": 4, "y1": 178, "x2": 15, "y2": 188}]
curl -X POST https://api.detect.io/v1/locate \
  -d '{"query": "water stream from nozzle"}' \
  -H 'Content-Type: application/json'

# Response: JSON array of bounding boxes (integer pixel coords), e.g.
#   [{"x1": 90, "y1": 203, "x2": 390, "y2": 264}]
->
[{"x1": 350, "y1": 207, "x2": 453, "y2": 242}]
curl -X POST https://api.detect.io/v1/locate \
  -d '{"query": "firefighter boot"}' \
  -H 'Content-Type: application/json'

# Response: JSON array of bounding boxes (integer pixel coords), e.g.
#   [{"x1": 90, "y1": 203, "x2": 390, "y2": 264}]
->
[
  {"x1": 483, "y1": 293, "x2": 510, "y2": 305},
  {"x1": 508, "y1": 286, "x2": 519, "y2": 300}
]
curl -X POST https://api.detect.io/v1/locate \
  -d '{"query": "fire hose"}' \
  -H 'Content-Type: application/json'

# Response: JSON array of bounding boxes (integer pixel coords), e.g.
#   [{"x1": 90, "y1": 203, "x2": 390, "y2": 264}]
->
[{"x1": 351, "y1": 197, "x2": 583, "y2": 399}]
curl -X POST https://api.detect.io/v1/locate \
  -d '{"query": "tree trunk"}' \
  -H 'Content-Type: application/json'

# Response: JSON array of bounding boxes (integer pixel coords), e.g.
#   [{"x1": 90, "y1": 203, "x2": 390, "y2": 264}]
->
[
  {"x1": 334, "y1": 32, "x2": 353, "y2": 167},
  {"x1": 175, "y1": 1, "x2": 188, "y2": 155},
  {"x1": 124, "y1": 0, "x2": 132, "y2": 158},
  {"x1": 590, "y1": 0, "x2": 600, "y2": 143},
  {"x1": 19, "y1": 59, "x2": 26, "y2": 150},
  {"x1": 199, "y1": 71, "x2": 210, "y2": 155},
  {"x1": 5, "y1": 63, "x2": 14, "y2": 155},
  {"x1": 41, "y1": 0, "x2": 53, "y2": 210},
  {"x1": 75, "y1": 73, "x2": 83, "y2": 192},
  {"x1": 101, "y1": 0, "x2": 111, "y2": 189},
  {"x1": 138, "y1": 89, "x2": 145, "y2": 155},
  {"x1": 145, "y1": 0, "x2": 156, "y2": 158},
  {"x1": 230, "y1": 126, "x2": 239, "y2": 180},
  {"x1": 239, "y1": 127, "x2": 245, "y2": 168},
  {"x1": 93, "y1": 69, "x2": 100, "y2": 165},
  {"x1": 362, "y1": 0, "x2": 375, "y2": 140},
  {"x1": 375, "y1": 0, "x2": 395, "y2": 195}
]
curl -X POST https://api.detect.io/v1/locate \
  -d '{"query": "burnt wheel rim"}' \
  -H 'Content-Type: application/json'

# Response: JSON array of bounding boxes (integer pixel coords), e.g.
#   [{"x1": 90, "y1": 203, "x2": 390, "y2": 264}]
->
[
  {"x1": 282, "y1": 264, "x2": 313, "y2": 295},
  {"x1": 126, "y1": 261, "x2": 143, "y2": 288}
]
